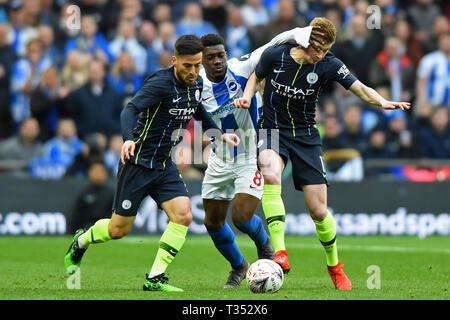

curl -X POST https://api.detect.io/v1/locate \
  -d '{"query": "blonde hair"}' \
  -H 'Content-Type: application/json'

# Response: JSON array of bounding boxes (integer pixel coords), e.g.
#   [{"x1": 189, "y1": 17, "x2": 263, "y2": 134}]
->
[{"x1": 310, "y1": 17, "x2": 336, "y2": 45}]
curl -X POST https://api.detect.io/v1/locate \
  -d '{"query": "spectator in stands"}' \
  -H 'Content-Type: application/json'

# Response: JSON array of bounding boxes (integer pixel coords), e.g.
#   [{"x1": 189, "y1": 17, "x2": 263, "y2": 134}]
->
[
  {"x1": 120, "y1": 0, "x2": 144, "y2": 26},
  {"x1": 158, "y1": 50, "x2": 173, "y2": 69},
  {"x1": 109, "y1": 18, "x2": 147, "y2": 75},
  {"x1": 38, "y1": 24, "x2": 61, "y2": 68},
  {"x1": 11, "y1": 39, "x2": 52, "y2": 127},
  {"x1": 385, "y1": 111, "x2": 409, "y2": 155},
  {"x1": 22, "y1": 0, "x2": 43, "y2": 27},
  {"x1": 104, "y1": 134, "x2": 122, "y2": 177},
  {"x1": 138, "y1": 20, "x2": 160, "y2": 76},
  {"x1": 65, "y1": 58, "x2": 123, "y2": 139},
  {"x1": 65, "y1": 132, "x2": 107, "y2": 178},
  {"x1": 406, "y1": 0, "x2": 442, "y2": 50},
  {"x1": 394, "y1": 19, "x2": 423, "y2": 66},
  {"x1": 108, "y1": 51, "x2": 143, "y2": 106},
  {"x1": 395, "y1": 129, "x2": 422, "y2": 159},
  {"x1": 421, "y1": 15, "x2": 450, "y2": 54},
  {"x1": 0, "y1": 23, "x2": 16, "y2": 140},
  {"x1": 0, "y1": 117, "x2": 43, "y2": 177},
  {"x1": 69, "y1": 161, "x2": 114, "y2": 233},
  {"x1": 175, "y1": 2, "x2": 218, "y2": 38},
  {"x1": 333, "y1": 13, "x2": 384, "y2": 85},
  {"x1": 368, "y1": 36, "x2": 415, "y2": 103},
  {"x1": 225, "y1": 5, "x2": 251, "y2": 59},
  {"x1": 8, "y1": 0, "x2": 38, "y2": 58},
  {"x1": 241, "y1": 0, "x2": 270, "y2": 28},
  {"x1": 151, "y1": 2, "x2": 172, "y2": 27},
  {"x1": 64, "y1": 15, "x2": 113, "y2": 65},
  {"x1": 60, "y1": 50, "x2": 89, "y2": 96},
  {"x1": 322, "y1": 116, "x2": 347, "y2": 152},
  {"x1": 29, "y1": 118, "x2": 83, "y2": 179},
  {"x1": 30, "y1": 66, "x2": 70, "y2": 141},
  {"x1": 341, "y1": 104, "x2": 367, "y2": 152},
  {"x1": 256, "y1": 0, "x2": 307, "y2": 48},
  {"x1": 418, "y1": 106, "x2": 450, "y2": 159},
  {"x1": 416, "y1": 32, "x2": 450, "y2": 108},
  {"x1": 363, "y1": 126, "x2": 394, "y2": 159},
  {"x1": 201, "y1": 0, "x2": 228, "y2": 36},
  {"x1": 325, "y1": 7, "x2": 347, "y2": 43},
  {"x1": 152, "y1": 21, "x2": 176, "y2": 56}
]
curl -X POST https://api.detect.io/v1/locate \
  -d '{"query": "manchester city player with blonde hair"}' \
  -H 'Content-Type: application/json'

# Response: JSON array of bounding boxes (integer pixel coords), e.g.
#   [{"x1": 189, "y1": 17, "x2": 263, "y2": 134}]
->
[{"x1": 234, "y1": 17, "x2": 410, "y2": 290}]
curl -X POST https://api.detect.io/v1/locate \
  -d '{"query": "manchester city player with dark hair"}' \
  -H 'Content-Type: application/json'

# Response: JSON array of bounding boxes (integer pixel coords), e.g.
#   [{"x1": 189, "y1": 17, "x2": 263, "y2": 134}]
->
[
  {"x1": 64, "y1": 34, "x2": 239, "y2": 292},
  {"x1": 234, "y1": 18, "x2": 410, "y2": 290}
]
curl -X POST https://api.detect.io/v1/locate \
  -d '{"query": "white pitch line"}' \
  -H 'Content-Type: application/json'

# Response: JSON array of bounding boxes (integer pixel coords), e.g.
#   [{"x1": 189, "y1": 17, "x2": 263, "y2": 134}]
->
[{"x1": 120, "y1": 237, "x2": 450, "y2": 254}]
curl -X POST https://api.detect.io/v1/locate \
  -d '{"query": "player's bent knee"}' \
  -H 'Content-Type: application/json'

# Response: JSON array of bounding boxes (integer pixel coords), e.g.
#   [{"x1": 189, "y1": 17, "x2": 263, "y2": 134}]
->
[
  {"x1": 309, "y1": 206, "x2": 328, "y2": 221},
  {"x1": 173, "y1": 210, "x2": 193, "y2": 226},
  {"x1": 204, "y1": 215, "x2": 225, "y2": 230}
]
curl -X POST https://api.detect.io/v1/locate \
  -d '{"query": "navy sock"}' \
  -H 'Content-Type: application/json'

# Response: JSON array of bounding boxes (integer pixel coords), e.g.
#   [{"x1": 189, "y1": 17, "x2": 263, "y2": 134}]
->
[
  {"x1": 235, "y1": 215, "x2": 268, "y2": 248},
  {"x1": 207, "y1": 222, "x2": 244, "y2": 267}
]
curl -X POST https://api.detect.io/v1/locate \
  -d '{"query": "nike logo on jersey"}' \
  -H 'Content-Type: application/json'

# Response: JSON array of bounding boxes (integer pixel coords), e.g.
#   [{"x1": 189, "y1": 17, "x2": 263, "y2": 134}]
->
[
  {"x1": 173, "y1": 97, "x2": 182, "y2": 103},
  {"x1": 273, "y1": 69, "x2": 285, "y2": 73},
  {"x1": 202, "y1": 96, "x2": 212, "y2": 102}
]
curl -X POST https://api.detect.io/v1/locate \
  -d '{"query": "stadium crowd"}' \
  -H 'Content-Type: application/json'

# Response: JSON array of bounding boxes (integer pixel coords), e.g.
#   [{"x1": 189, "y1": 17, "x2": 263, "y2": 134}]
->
[{"x1": 0, "y1": 0, "x2": 449, "y2": 181}]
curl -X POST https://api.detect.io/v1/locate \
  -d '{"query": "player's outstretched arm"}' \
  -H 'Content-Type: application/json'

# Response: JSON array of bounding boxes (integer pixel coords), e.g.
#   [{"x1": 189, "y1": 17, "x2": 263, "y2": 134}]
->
[
  {"x1": 349, "y1": 80, "x2": 411, "y2": 111},
  {"x1": 233, "y1": 72, "x2": 259, "y2": 109}
]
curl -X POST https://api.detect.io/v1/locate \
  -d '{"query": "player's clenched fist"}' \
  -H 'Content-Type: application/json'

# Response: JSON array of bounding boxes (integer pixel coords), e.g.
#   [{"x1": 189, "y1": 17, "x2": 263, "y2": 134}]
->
[
  {"x1": 233, "y1": 97, "x2": 250, "y2": 109},
  {"x1": 221, "y1": 133, "x2": 240, "y2": 147},
  {"x1": 121, "y1": 140, "x2": 136, "y2": 164}
]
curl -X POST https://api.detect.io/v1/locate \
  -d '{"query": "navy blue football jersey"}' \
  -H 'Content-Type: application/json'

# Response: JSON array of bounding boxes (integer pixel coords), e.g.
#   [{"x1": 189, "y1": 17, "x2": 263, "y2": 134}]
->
[
  {"x1": 255, "y1": 44, "x2": 357, "y2": 137},
  {"x1": 121, "y1": 66, "x2": 219, "y2": 169}
]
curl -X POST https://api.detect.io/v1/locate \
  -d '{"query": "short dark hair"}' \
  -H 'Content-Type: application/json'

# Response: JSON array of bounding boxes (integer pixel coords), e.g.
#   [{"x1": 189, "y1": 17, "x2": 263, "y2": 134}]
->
[
  {"x1": 174, "y1": 34, "x2": 204, "y2": 56},
  {"x1": 200, "y1": 33, "x2": 225, "y2": 48}
]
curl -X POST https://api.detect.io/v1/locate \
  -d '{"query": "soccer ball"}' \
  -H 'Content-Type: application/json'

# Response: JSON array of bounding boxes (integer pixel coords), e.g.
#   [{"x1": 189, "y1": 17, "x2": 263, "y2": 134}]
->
[{"x1": 246, "y1": 259, "x2": 284, "y2": 293}]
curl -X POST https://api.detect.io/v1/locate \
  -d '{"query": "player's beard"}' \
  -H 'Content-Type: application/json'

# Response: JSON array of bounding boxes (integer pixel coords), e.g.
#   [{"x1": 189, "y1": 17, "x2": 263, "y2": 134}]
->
[{"x1": 176, "y1": 69, "x2": 197, "y2": 87}]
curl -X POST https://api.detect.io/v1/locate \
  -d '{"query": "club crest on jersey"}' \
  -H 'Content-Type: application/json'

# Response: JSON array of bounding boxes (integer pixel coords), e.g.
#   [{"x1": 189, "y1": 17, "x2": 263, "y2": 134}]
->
[
  {"x1": 122, "y1": 200, "x2": 132, "y2": 210},
  {"x1": 307, "y1": 72, "x2": 318, "y2": 84},
  {"x1": 195, "y1": 89, "x2": 200, "y2": 101},
  {"x1": 228, "y1": 81, "x2": 238, "y2": 92}
]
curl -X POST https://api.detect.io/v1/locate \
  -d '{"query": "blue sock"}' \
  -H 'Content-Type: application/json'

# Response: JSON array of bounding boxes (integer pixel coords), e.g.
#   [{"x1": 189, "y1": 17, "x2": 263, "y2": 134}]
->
[
  {"x1": 235, "y1": 215, "x2": 268, "y2": 248},
  {"x1": 207, "y1": 222, "x2": 244, "y2": 268}
]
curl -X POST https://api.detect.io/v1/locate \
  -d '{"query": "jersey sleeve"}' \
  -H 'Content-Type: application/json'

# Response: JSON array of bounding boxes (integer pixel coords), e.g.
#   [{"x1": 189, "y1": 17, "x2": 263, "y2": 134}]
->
[
  {"x1": 326, "y1": 56, "x2": 358, "y2": 90},
  {"x1": 254, "y1": 46, "x2": 276, "y2": 80},
  {"x1": 121, "y1": 73, "x2": 164, "y2": 141},
  {"x1": 231, "y1": 27, "x2": 313, "y2": 79}
]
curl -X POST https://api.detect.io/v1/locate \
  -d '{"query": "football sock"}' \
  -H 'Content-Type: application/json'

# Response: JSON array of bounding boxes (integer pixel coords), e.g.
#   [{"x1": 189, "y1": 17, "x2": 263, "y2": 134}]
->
[
  {"x1": 262, "y1": 184, "x2": 286, "y2": 252},
  {"x1": 78, "y1": 218, "x2": 111, "y2": 249},
  {"x1": 149, "y1": 221, "x2": 188, "y2": 278},
  {"x1": 313, "y1": 211, "x2": 339, "y2": 267},
  {"x1": 235, "y1": 215, "x2": 268, "y2": 248},
  {"x1": 207, "y1": 221, "x2": 244, "y2": 268}
]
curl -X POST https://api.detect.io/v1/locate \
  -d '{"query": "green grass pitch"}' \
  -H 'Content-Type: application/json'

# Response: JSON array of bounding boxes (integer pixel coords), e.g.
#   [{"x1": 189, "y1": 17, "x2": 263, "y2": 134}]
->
[{"x1": 0, "y1": 235, "x2": 448, "y2": 300}]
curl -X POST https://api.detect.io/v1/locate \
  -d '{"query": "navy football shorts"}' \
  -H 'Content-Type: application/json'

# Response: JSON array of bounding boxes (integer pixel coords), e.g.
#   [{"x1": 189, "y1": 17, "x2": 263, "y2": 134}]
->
[
  {"x1": 257, "y1": 128, "x2": 328, "y2": 191},
  {"x1": 113, "y1": 161, "x2": 189, "y2": 216}
]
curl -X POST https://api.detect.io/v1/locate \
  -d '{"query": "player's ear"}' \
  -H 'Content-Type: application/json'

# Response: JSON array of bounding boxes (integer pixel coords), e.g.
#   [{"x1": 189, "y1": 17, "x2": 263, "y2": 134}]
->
[{"x1": 171, "y1": 55, "x2": 177, "y2": 67}]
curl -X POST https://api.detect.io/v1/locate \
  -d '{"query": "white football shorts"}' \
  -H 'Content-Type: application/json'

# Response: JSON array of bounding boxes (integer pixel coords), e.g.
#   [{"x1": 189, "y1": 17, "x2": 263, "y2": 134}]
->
[{"x1": 201, "y1": 153, "x2": 264, "y2": 201}]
